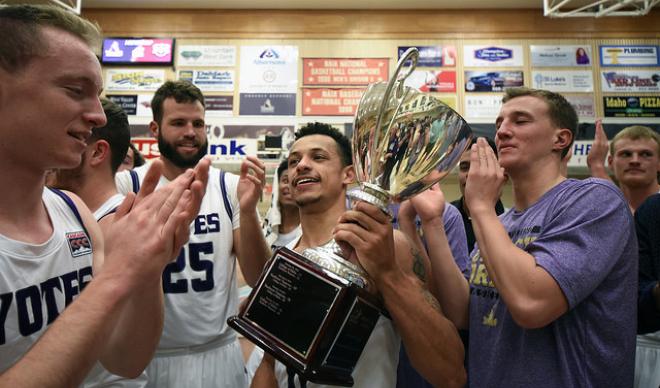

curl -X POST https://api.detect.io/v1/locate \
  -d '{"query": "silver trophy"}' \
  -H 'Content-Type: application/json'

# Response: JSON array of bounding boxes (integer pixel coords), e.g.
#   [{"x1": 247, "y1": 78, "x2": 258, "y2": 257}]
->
[{"x1": 303, "y1": 47, "x2": 473, "y2": 288}]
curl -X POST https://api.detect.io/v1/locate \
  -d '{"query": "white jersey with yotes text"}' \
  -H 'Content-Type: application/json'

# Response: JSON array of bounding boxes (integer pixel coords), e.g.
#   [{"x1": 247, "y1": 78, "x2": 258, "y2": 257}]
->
[
  {"x1": 115, "y1": 165, "x2": 240, "y2": 349},
  {"x1": 0, "y1": 189, "x2": 94, "y2": 372}
]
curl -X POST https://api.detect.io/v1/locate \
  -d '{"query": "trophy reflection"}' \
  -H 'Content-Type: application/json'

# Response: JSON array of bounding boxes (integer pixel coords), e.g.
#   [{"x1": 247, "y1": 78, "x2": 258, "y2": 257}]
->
[{"x1": 227, "y1": 47, "x2": 472, "y2": 387}]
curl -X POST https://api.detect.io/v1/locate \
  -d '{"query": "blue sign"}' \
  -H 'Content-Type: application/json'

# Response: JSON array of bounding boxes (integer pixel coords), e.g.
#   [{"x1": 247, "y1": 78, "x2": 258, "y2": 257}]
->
[
  {"x1": 398, "y1": 46, "x2": 443, "y2": 67},
  {"x1": 239, "y1": 93, "x2": 296, "y2": 116},
  {"x1": 475, "y1": 47, "x2": 513, "y2": 62},
  {"x1": 101, "y1": 38, "x2": 174, "y2": 65}
]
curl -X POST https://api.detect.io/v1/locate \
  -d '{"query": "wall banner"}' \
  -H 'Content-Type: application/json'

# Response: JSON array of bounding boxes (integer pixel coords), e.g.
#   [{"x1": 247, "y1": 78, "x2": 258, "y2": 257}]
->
[
  {"x1": 239, "y1": 46, "x2": 298, "y2": 93},
  {"x1": 600, "y1": 70, "x2": 660, "y2": 93},
  {"x1": 205, "y1": 96, "x2": 234, "y2": 117},
  {"x1": 565, "y1": 95, "x2": 595, "y2": 118},
  {"x1": 530, "y1": 45, "x2": 592, "y2": 67},
  {"x1": 404, "y1": 70, "x2": 456, "y2": 93},
  {"x1": 106, "y1": 69, "x2": 165, "y2": 92},
  {"x1": 600, "y1": 45, "x2": 660, "y2": 67},
  {"x1": 464, "y1": 95, "x2": 503, "y2": 118},
  {"x1": 603, "y1": 96, "x2": 660, "y2": 117},
  {"x1": 464, "y1": 71, "x2": 524, "y2": 92},
  {"x1": 531, "y1": 70, "x2": 593, "y2": 92},
  {"x1": 178, "y1": 70, "x2": 235, "y2": 92},
  {"x1": 239, "y1": 93, "x2": 296, "y2": 116},
  {"x1": 463, "y1": 45, "x2": 524, "y2": 67},
  {"x1": 177, "y1": 45, "x2": 236, "y2": 67},
  {"x1": 397, "y1": 46, "x2": 456, "y2": 67},
  {"x1": 303, "y1": 58, "x2": 389, "y2": 86},
  {"x1": 302, "y1": 88, "x2": 364, "y2": 116}
]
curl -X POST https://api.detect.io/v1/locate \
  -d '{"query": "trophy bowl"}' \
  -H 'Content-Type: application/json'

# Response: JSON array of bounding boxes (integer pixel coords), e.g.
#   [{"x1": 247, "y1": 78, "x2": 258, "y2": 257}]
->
[{"x1": 228, "y1": 48, "x2": 473, "y2": 387}]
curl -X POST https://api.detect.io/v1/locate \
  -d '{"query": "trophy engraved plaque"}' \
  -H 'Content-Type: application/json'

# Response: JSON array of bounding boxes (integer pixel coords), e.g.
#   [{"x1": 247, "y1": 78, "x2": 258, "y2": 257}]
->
[{"x1": 228, "y1": 47, "x2": 473, "y2": 386}]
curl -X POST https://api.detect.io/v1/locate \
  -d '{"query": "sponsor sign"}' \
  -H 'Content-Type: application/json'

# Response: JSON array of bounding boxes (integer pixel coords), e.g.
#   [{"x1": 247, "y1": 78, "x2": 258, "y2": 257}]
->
[
  {"x1": 178, "y1": 70, "x2": 235, "y2": 92},
  {"x1": 464, "y1": 45, "x2": 523, "y2": 67},
  {"x1": 464, "y1": 71, "x2": 524, "y2": 92},
  {"x1": 530, "y1": 45, "x2": 592, "y2": 67},
  {"x1": 176, "y1": 45, "x2": 236, "y2": 67},
  {"x1": 239, "y1": 46, "x2": 298, "y2": 93},
  {"x1": 205, "y1": 95, "x2": 234, "y2": 117},
  {"x1": 397, "y1": 46, "x2": 456, "y2": 67},
  {"x1": 131, "y1": 137, "x2": 159, "y2": 159},
  {"x1": 303, "y1": 58, "x2": 389, "y2": 86},
  {"x1": 106, "y1": 69, "x2": 165, "y2": 91},
  {"x1": 404, "y1": 70, "x2": 456, "y2": 93},
  {"x1": 565, "y1": 95, "x2": 595, "y2": 118},
  {"x1": 136, "y1": 94, "x2": 154, "y2": 117},
  {"x1": 600, "y1": 70, "x2": 660, "y2": 93},
  {"x1": 603, "y1": 96, "x2": 660, "y2": 117},
  {"x1": 208, "y1": 138, "x2": 258, "y2": 163},
  {"x1": 102, "y1": 38, "x2": 174, "y2": 65},
  {"x1": 302, "y1": 88, "x2": 364, "y2": 116},
  {"x1": 568, "y1": 140, "x2": 599, "y2": 168},
  {"x1": 600, "y1": 45, "x2": 660, "y2": 67},
  {"x1": 107, "y1": 95, "x2": 138, "y2": 115},
  {"x1": 239, "y1": 93, "x2": 296, "y2": 116},
  {"x1": 464, "y1": 95, "x2": 503, "y2": 118},
  {"x1": 532, "y1": 70, "x2": 593, "y2": 92}
]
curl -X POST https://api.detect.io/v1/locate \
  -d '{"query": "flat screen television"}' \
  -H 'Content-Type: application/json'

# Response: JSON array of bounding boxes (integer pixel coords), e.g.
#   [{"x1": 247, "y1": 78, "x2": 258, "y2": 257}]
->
[{"x1": 101, "y1": 37, "x2": 174, "y2": 65}]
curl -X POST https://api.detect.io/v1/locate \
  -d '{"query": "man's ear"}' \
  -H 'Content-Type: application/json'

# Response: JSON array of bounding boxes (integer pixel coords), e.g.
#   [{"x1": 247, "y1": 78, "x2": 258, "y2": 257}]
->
[
  {"x1": 89, "y1": 140, "x2": 110, "y2": 167},
  {"x1": 342, "y1": 164, "x2": 356, "y2": 185},
  {"x1": 149, "y1": 120, "x2": 159, "y2": 138},
  {"x1": 554, "y1": 128, "x2": 573, "y2": 154}
]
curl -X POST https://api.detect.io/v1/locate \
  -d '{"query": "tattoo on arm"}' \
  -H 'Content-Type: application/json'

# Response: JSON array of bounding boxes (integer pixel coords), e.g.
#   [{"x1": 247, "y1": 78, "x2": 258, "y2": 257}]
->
[
  {"x1": 411, "y1": 246, "x2": 427, "y2": 282},
  {"x1": 423, "y1": 289, "x2": 442, "y2": 312}
]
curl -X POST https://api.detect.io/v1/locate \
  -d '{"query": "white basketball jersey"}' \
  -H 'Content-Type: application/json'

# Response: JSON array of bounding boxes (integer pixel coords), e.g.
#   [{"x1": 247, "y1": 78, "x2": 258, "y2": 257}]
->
[
  {"x1": 93, "y1": 193, "x2": 124, "y2": 221},
  {"x1": 0, "y1": 189, "x2": 94, "y2": 372},
  {"x1": 116, "y1": 166, "x2": 240, "y2": 348}
]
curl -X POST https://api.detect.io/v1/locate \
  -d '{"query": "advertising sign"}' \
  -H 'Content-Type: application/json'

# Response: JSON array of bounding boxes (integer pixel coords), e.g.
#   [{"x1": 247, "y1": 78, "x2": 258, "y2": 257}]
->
[
  {"x1": 102, "y1": 38, "x2": 174, "y2": 65},
  {"x1": 177, "y1": 45, "x2": 236, "y2": 67},
  {"x1": 131, "y1": 137, "x2": 159, "y2": 159},
  {"x1": 565, "y1": 95, "x2": 595, "y2": 118},
  {"x1": 603, "y1": 96, "x2": 660, "y2": 117},
  {"x1": 532, "y1": 70, "x2": 593, "y2": 92},
  {"x1": 178, "y1": 70, "x2": 235, "y2": 92},
  {"x1": 239, "y1": 93, "x2": 296, "y2": 116},
  {"x1": 106, "y1": 69, "x2": 165, "y2": 91},
  {"x1": 568, "y1": 140, "x2": 598, "y2": 168},
  {"x1": 239, "y1": 46, "x2": 298, "y2": 93},
  {"x1": 208, "y1": 138, "x2": 258, "y2": 163},
  {"x1": 600, "y1": 45, "x2": 660, "y2": 67},
  {"x1": 302, "y1": 88, "x2": 364, "y2": 116},
  {"x1": 404, "y1": 70, "x2": 456, "y2": 93},
  {"x1": 463, "y1": 45, "x2": 524, "y2": 67},
  {"x1": 303, "y1": 58, "x2": 389, "y2": 86},
  {"x1": 530, "y1": 45, "x2": 592, "y2": 67},
  {"x1": 600, "y1": 70, "x2": 660, "y2": 93},
  {"x1": 107, "y1": 95, "x2": 138, "y2": 115},
  {"x1": 397, "y1": 46, "x2": 456, "y2": 67},
  {"x1": 464, "y1": 71, "x2": 524, "y2": 92},
  {"x1": 205, "y1": 96, "x2": 234, "y2": 117},
  {"x1": 464, "y1": 95, "x2": 503, "y2": 118}
]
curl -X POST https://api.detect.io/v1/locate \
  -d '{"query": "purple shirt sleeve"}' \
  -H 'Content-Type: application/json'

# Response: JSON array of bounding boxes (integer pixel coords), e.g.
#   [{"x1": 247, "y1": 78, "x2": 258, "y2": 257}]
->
[{"x1": 443, "y1": 202, "x2": 470, "y2": 275}]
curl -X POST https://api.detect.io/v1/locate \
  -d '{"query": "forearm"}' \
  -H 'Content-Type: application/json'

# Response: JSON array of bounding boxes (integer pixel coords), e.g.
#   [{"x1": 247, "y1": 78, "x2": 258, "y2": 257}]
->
[
  {"x1": 238, "y1": 209, "x2": 271, "y2": 286},
  {"x1": 378, "y1": 271, "x2": 466, "y2": 388},
  {"x1": 420, "y1": 218, "x2": 470, "y2": 329},
  {"x1": 101, "y1": 279, "x2": 164, "y2": 377},
  {"x1": 588, "y1": 163, "x2": 612, "y2": 181},
  {"x1": 250, "y1": 356, "x2": 279, "y2": 388},
  {"x1": 0, "y1": 275, "x2": 129, "y2": 387}
]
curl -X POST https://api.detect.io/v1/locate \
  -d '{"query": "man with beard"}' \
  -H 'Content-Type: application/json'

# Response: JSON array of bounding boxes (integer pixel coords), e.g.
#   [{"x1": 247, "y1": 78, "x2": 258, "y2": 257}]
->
[{"x1": 115, "y1": 80, "x2": 270, "y2": 388}]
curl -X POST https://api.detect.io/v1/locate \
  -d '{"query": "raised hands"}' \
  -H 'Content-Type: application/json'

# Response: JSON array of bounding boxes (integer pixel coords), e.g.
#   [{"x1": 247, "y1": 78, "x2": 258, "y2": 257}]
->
[
  {"x1": 464, "y1": 137, "x2": 507, "y2": 217},
  {"x1": 586, "y1": 119, "x2": 611, "y2": 180},
  {"x1": 238, "y1": 155, "x2": 266, "y2": 212}
]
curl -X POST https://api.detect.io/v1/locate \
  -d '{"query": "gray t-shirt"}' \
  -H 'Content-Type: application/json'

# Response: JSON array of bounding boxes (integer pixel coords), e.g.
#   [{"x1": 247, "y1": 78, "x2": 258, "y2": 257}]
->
[{"x1": 467, "y1": 178, "x2": 637, "y2": 388}]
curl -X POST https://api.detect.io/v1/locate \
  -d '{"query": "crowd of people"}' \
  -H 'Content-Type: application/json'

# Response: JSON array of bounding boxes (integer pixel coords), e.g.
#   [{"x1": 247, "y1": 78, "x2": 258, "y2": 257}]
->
[{"x1": 1, "y1": 4, "x2": 659, "y2": 388}]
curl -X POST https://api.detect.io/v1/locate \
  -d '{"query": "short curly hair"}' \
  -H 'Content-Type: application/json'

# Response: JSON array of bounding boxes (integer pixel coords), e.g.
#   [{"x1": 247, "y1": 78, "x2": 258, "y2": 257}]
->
[{"x1": 294, "y1": 122, "x2": 353, "y2": 167}]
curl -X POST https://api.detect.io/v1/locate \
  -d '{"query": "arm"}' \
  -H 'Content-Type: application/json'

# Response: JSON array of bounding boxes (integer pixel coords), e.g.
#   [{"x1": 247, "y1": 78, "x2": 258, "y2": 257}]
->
[
  {"x1": 636, "y1": 195, "x2": 660, "y2": 334},
  {"x1": 250, "y1": 353, "x2": 280, "y2": 388},
  {"x1": 234, "y1": 156, "x2": 271, "y2": 287},
  {"x1": 334, "y1": 202, "x2": 466, "y2": 388},
  {"x1": 465, "y1": 138, "x2": 568, "y2": 329},
  {"x1": 586, "y1": 119, "x2": 612, "y2": 181},
  {"x1": 399, "y1": 187, "x2": 470, "y2": 329}
]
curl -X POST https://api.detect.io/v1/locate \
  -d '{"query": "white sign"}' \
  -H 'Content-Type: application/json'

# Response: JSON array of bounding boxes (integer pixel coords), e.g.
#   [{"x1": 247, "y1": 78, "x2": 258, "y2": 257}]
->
[
  {"x1": 177, "y1": 45, "x2": 236, "y2": 67},
  {"x1": 105, "y1": 69, "x2": 165, "y2": 92},
  {"x1": 600, "y1": 45, "x2": 659, "y2": 67},
  {"x1": 239, "y1": 46, "x2": 299, "y2": 94},
  {"x1": 464, "y1": 95, "x2": 503, "y2": 119},
  {"x1": 600, "y1": 70, "x2": 660, "y2": 93},
  {"x1": 208, "y1": 138, "x2": 258, "y2": 163},
  {"x1": 532, "y1": 70, "x2": 593, "y2": 92},
  {"x1": 136, "y1": 94, "x2": 154, "y2": 117},
  {"x1": 463, "y1": 45, "x2": 524, "y2": 67},
  {"x1": 565, "y1": 95, "x2": 595, "y2": 118},
  {"x1": 530, "y1": 45, "x2": 592, "y2": 67},
  {"x1": 568, "y1": 140, "x2": 602, "y2": 168},
  {"x1": 178, "y1": 70, "x2": 235, "y2": 92}
]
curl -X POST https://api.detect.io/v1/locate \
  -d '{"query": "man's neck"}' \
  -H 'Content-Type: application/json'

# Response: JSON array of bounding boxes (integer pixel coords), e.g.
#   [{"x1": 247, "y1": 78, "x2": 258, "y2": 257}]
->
[
  {"x1": 621, "y1": 182, "x2": 660, "y2": 213},
  {"x1": 160, "y1": 156, "x2": 188, "y2": 181},
  {"x1": 279, "y1": 204, "x2": 300, "y2": 234},
  {"x1": 509, "y1": 159, "x2": 565, "y2": 210},
  {"x1": 296, "y1": 195, "x2": 347, "y2": 251}
]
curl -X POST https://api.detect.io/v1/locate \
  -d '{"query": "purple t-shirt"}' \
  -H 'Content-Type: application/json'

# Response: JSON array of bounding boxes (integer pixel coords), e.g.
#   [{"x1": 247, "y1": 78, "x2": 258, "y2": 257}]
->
[{"x1": 467, "y1": 178, "x2": 637, "y2": 388}]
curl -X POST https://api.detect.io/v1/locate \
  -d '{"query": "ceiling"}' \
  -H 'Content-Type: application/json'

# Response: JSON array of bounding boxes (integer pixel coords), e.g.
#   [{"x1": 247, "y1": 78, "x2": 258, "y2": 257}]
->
[{"x1": 80, "y1": 0, "x2": 542, "y2": 9}]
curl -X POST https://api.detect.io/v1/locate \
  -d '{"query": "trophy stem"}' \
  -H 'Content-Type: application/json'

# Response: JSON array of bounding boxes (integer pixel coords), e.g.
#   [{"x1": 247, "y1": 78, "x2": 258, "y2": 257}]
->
[{"x1": 347, "y1": 183, "x2": 392, "y2": 214}]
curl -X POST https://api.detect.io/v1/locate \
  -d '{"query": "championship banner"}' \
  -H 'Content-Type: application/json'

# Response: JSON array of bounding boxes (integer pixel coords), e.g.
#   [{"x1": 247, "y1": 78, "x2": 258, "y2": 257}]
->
[
  {"x1": 530, "y1": 45, "x2": 592, "y2": 67},
  {"x1": 302, "y1": 88, "x2": 364, "y2": 116},
  {"x1": 532, "y1": 70, "x2": 593, "y2": 92},
  {"x1": 464, "y1": 71, "x2": 524, "y2": 92},
  {"x1": 600, "y1": 45, "x2": 660, "y2": 67},
  {"x1": 404, "y1": 70, "x2": 456, "y2": 93},
  {"x1": 303, "y1": 58, "x2": 389, "y2": 86},
  {"x1": 239, "y1": 93, "x2": 296, "y2": 116},
  {"x1": 565, "y1": 95, "x2": 595, "y2": 118},
  {"x1": 239, "y1": 46, "x2": 298, "y2": 94},
  {"x1": 603, "y1": 96, "x2": 660, "y2": 118},
  {"x1": 464, "y1": 95, "x2": 503, "y2": 118},
  {"x1": 205, "y1": 96, "x2": 234, "y2": 117},
  {"x1": 178, "y1": 70, "x2": 235, "y2": 92},
  {"x1": 177, "y1": 45, "x2": 236, "y2": 67},
  {"x1": 397, "y1": 46, "x2": 456, "y2": 67},
  {"x1": 600, "y1": 70, "x2": 660, "y2": 93},
  {"x1": 463, "y1": 45, "x2": 524, "y2": 67},
  {"x1": 105, "y1": 69, "x2": 165, "y2": 92}
]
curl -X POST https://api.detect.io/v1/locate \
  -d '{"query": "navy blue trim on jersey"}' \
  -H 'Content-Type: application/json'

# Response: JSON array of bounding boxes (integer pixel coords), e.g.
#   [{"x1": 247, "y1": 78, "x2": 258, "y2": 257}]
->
[
  {"x1": 130, "y1": 170, "x2": 140, "y2": 194},
  {"x1": 219, "y1": 171, "x2": 234, "y2": 221},
  {"x1": 48, "y1": 188, "x2": 90, "y2": 239},
  {"x1": 97, "y1": 208, "x2": 118, "y2": 222}
]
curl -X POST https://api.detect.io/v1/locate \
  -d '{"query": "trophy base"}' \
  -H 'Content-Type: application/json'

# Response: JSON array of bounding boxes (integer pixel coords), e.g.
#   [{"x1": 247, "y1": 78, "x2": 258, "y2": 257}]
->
[{"x1": 227, "y1": 247, "x2": 384, "y2": 387}]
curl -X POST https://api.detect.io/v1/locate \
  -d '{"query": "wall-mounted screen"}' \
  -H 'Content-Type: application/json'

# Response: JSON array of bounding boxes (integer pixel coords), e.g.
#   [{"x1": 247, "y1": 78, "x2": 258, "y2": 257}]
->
[{"x1": 102, "y1": 38, "x2": 174, "y2": 65}]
